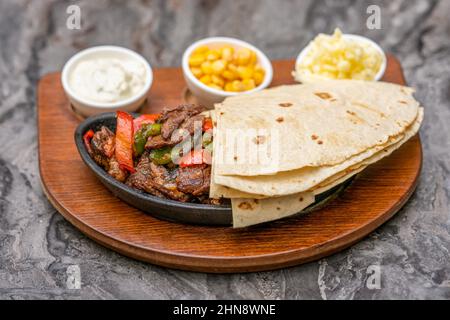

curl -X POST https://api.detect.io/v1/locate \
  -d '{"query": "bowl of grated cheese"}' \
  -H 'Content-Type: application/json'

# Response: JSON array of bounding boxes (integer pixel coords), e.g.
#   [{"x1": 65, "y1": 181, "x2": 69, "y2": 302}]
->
[{"x1": 293, "y1": 28, "x2": 386, "y2": 83}]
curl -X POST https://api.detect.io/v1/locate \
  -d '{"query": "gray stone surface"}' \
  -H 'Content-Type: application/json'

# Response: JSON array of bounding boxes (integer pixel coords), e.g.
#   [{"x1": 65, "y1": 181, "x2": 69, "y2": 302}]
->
[{"x1": 0, "y1": 0, "x2": 449, "y2": 300}]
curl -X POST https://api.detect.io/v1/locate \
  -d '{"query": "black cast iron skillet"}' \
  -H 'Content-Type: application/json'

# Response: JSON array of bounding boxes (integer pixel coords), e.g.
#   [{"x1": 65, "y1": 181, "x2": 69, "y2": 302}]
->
[{"x1": 74, "y1": 112, "x2": 353, "y2": 226}]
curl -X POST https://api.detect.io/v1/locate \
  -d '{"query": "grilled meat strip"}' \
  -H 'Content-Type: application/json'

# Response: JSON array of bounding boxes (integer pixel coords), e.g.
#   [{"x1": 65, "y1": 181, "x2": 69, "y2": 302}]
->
[
  {"x1": 108, "y1": 156, "x2": 128, "y2": 183},
  {"x1": 126, "y1": 153, "x2": 190, "y2": 202},
  {"x1": 145, "y1": 135, "x2": 174, "y2": 149},
  {"x1": 90, "y1": 126, "x2": 115, "y2": 168},
  {"x1": 179, "y1": 114, "x2": 205, "y2": 137},
  {"x1": 149, "y1": 162, "x2": 190, "y2": 201},
  {"x1": 176, "y1": 164, "x2": 211, "y2": 196},
  {"x1": 160, "y1": 104, "x2": 205, "y2": 139},
  {"x1": 145, "y1": 107, "x2": 206, "y2": 150},
  {"x1": 89, "y1": 126, "x2": 128, "y2": 182},
  {"x1": 125, "y1": 154, "x2": 165, "y2": 198}
]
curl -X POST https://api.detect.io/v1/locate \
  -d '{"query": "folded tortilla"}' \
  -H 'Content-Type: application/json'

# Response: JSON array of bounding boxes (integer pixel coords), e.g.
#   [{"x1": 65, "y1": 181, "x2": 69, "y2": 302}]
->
[
  {"x1": 210, "y1": 82, "x2": 423, "y2": 228},
  {"x1": 214, "y1": 81, "x2": 420, "y2": 176},
  {"x1": 231, "y1": 192, "x2": 315, "y2": 228},
  {"x1": 210, "y1": 109, "x2": 268, "y2": 199},
  {"x1": 228, "y1": 108, "x2": 423, "y2": 228},
  {"x1": 312, "y1": 108, "x2": 423, "y2": 195},
  {"x1": 214, "y1": 108, "x2": 423, "y2": 197}
]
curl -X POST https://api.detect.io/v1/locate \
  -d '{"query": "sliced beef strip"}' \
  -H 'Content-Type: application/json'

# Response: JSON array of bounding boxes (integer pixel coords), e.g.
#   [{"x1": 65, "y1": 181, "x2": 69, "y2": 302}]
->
[
  {"x1": 126, "y1": 153, "x2": 190, "y2": 202},
  {"x1": 145, "y1": 134, "x2": 176, "y2": 150},
  {"x1": 148, "y1": 162, "x2": 190, "y2": 202},
  {"x1": 176, "y1": 114, "x2": 205, "y2": 148},
  {"x1": 178, "y1": 114, "x2": 204, "y2": 137},
  {"x1": 161, "y1": 109, "x2": 188, "y2": 140},
  {"x1": 160, "y1": 104, "x2": 206, "y2": 140},
  {"x1": 89, "y1": 126, "x2": 127, "y2": 181},
  {"x1": 91, "y1": 152, "x2": 110, "y2": 169},
  {"x1": 145, "y1": 113, "x2": 205, "y2": 150},
  {"x1": 91, "y1": 126, "x2": 115, "y2": 158},
  {"x1": 108, "y1": 156, "x2": 128, "y2": 182},
  {"x1": 89, "y1": 126, "x2": 114, "y2": 168},
  {"x1": 126, "y1": 154, "x2": 165, "y2": 198},
  {"x1": 176, "y1": 164, "x2": 211, "y2": 196}
]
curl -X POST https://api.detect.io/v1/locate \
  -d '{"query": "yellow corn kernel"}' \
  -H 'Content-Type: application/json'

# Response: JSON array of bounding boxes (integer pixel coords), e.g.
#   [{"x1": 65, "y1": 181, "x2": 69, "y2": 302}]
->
[
  {"x1": 193, "y1": 45, "x2": 209, "y2": 55},
  {"x1": 211, "y1": 74, "x2": 225, "y2": 87},
  {"x1": 201, "y1": 61, "x2": 213, "y2": 75},
  {"x1": 227, "y1": 63, "x2": 238, "y2": 74},
  {"x1": 207, "y1": 83, "x2": 223, "y2": 90},
  {"x1": 235, "y1": 48, "x2": 251, "y2": 65},
  {"x1": 253, "y1": 71, "x2": 264, "y2": 85},
  {"x1": 231, "y1": 80, "x2": 245, "y2": 92},
  {"x1": 190, "y1": 67, "x2": 203, "y2": 78},
  {"x1": 224, "y1": 81, "x2": 234, "y2": 92},
  {"x1": 199, "y1": 74, "x2": 211, "y2": 85},
  {"x1": 220, "y1": 46, "x2": 234, "y2": 61},
  {"x1": 237, "y1": 66, "x2": 254, "y2": 79},
  {"x1": 242, "y1": 79, "x2": 256, "y2": 90},
  {"x1": 254, "y1": 64, "x2": 265, "y2": 73},
  {"x1": 248, "y1": 50, "x2": 257, "y2": 66},
  {"x1": 189, "y1": 54, "x2": 205, "y2": 67},
  {"x1": 212, "y1": 59, "x2": 226, "y2": 75},
  {"x1": 206, "y1": 49, "x2": 220, "y2": 61},
  {"x1": 222, "y1": 70, "x2": 236, "y2": 81}
]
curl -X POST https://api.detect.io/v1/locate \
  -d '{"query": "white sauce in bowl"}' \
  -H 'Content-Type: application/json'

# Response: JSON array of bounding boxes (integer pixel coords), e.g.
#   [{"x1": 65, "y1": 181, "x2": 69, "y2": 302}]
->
[{"x1": 69, "y1": 57, "x2": 146, "y2": 103}]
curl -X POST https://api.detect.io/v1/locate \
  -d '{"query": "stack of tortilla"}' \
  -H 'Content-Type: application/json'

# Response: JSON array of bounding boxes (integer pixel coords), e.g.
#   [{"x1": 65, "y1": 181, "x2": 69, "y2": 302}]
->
[{"x1": 210, "y1": 80, "x2": 423, "y2": 228}]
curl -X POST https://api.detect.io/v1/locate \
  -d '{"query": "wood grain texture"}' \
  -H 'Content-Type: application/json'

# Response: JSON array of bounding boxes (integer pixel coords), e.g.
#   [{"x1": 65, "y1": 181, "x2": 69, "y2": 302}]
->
[{"x1": 38, "y1": 56, "x2": 422, "y2": 273}]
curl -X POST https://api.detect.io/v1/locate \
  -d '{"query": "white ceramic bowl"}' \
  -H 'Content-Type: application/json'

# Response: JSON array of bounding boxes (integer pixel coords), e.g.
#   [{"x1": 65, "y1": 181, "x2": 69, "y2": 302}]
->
[
  {"x1": 61, "y1": 46, "x2": 153, "y2": 117},
  {"x1": 295, "y1": 34, "x2": 387, "y2": 82},
  {"x1": 182, "y1": 37, "x2": 273, "y2": 108}
]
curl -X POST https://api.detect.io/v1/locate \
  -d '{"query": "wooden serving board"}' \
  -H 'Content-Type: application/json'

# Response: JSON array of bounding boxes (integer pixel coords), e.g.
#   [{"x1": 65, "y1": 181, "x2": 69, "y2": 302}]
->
[{"x1": 38, "y1": 56, "x2": 422, "y2": 273}]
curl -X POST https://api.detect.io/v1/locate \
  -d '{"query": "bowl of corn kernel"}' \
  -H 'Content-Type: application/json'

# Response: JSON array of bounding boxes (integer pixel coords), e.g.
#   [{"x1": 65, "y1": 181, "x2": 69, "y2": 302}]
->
[
  {"x1": 182, "y1": 37, "x2": 273, "y2": 107},
  {"x1": 293, "y1": 28, "x2": 386, "y2": 83}
]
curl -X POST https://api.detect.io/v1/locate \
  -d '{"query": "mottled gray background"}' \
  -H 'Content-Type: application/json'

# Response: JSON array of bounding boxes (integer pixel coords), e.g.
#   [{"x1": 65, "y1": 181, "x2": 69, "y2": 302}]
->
[{"x1": 0, "y1": 0, "x2": 449, "y2": 300}]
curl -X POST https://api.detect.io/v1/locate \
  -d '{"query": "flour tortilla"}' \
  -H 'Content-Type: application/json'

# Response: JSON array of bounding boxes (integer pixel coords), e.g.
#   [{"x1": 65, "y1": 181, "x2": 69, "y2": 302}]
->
[
  {"x1": 214, "y1": 108, "x2": 423, "y2": 197},
  {"x1": 312, "y1": 107, "x2": 423, "y2": 195},
  {"x1": 230, "y1": 108, "x2": 423, "y2": 228},
  {"x1": 214, "y1": 81, "x2": 420, "y2": 176},
  {"x1": 231, "y1": 192, "x2": 314, "y2": 228},
  {"x1": 210, "y1": 181, "x2": 268, "y2": 199},
  {"x1": 211, "y1": 148, "x2": 267, "y2": 199},
  {"x1": 209, "y1": 110, "x2": 268, "y2": 199}
]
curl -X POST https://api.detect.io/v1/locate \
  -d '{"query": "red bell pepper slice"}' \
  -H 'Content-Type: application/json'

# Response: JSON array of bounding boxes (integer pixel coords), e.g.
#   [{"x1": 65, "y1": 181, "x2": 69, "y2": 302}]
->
[
  {"x1": 133, "y1": 114, "x2": 160, "y2": 134},
  {"x1": 83, "y1": 129, "x2": 95, "y2": 154},
  {"x1": 179, "y1": 149, "x2": 211, "y2": 167},
  {"x1": 202, "y1": 118, "x2": 213, "y2": 132},
  {"x1": 115, "y1": 111, "x2": 136, "y2": 173}
]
